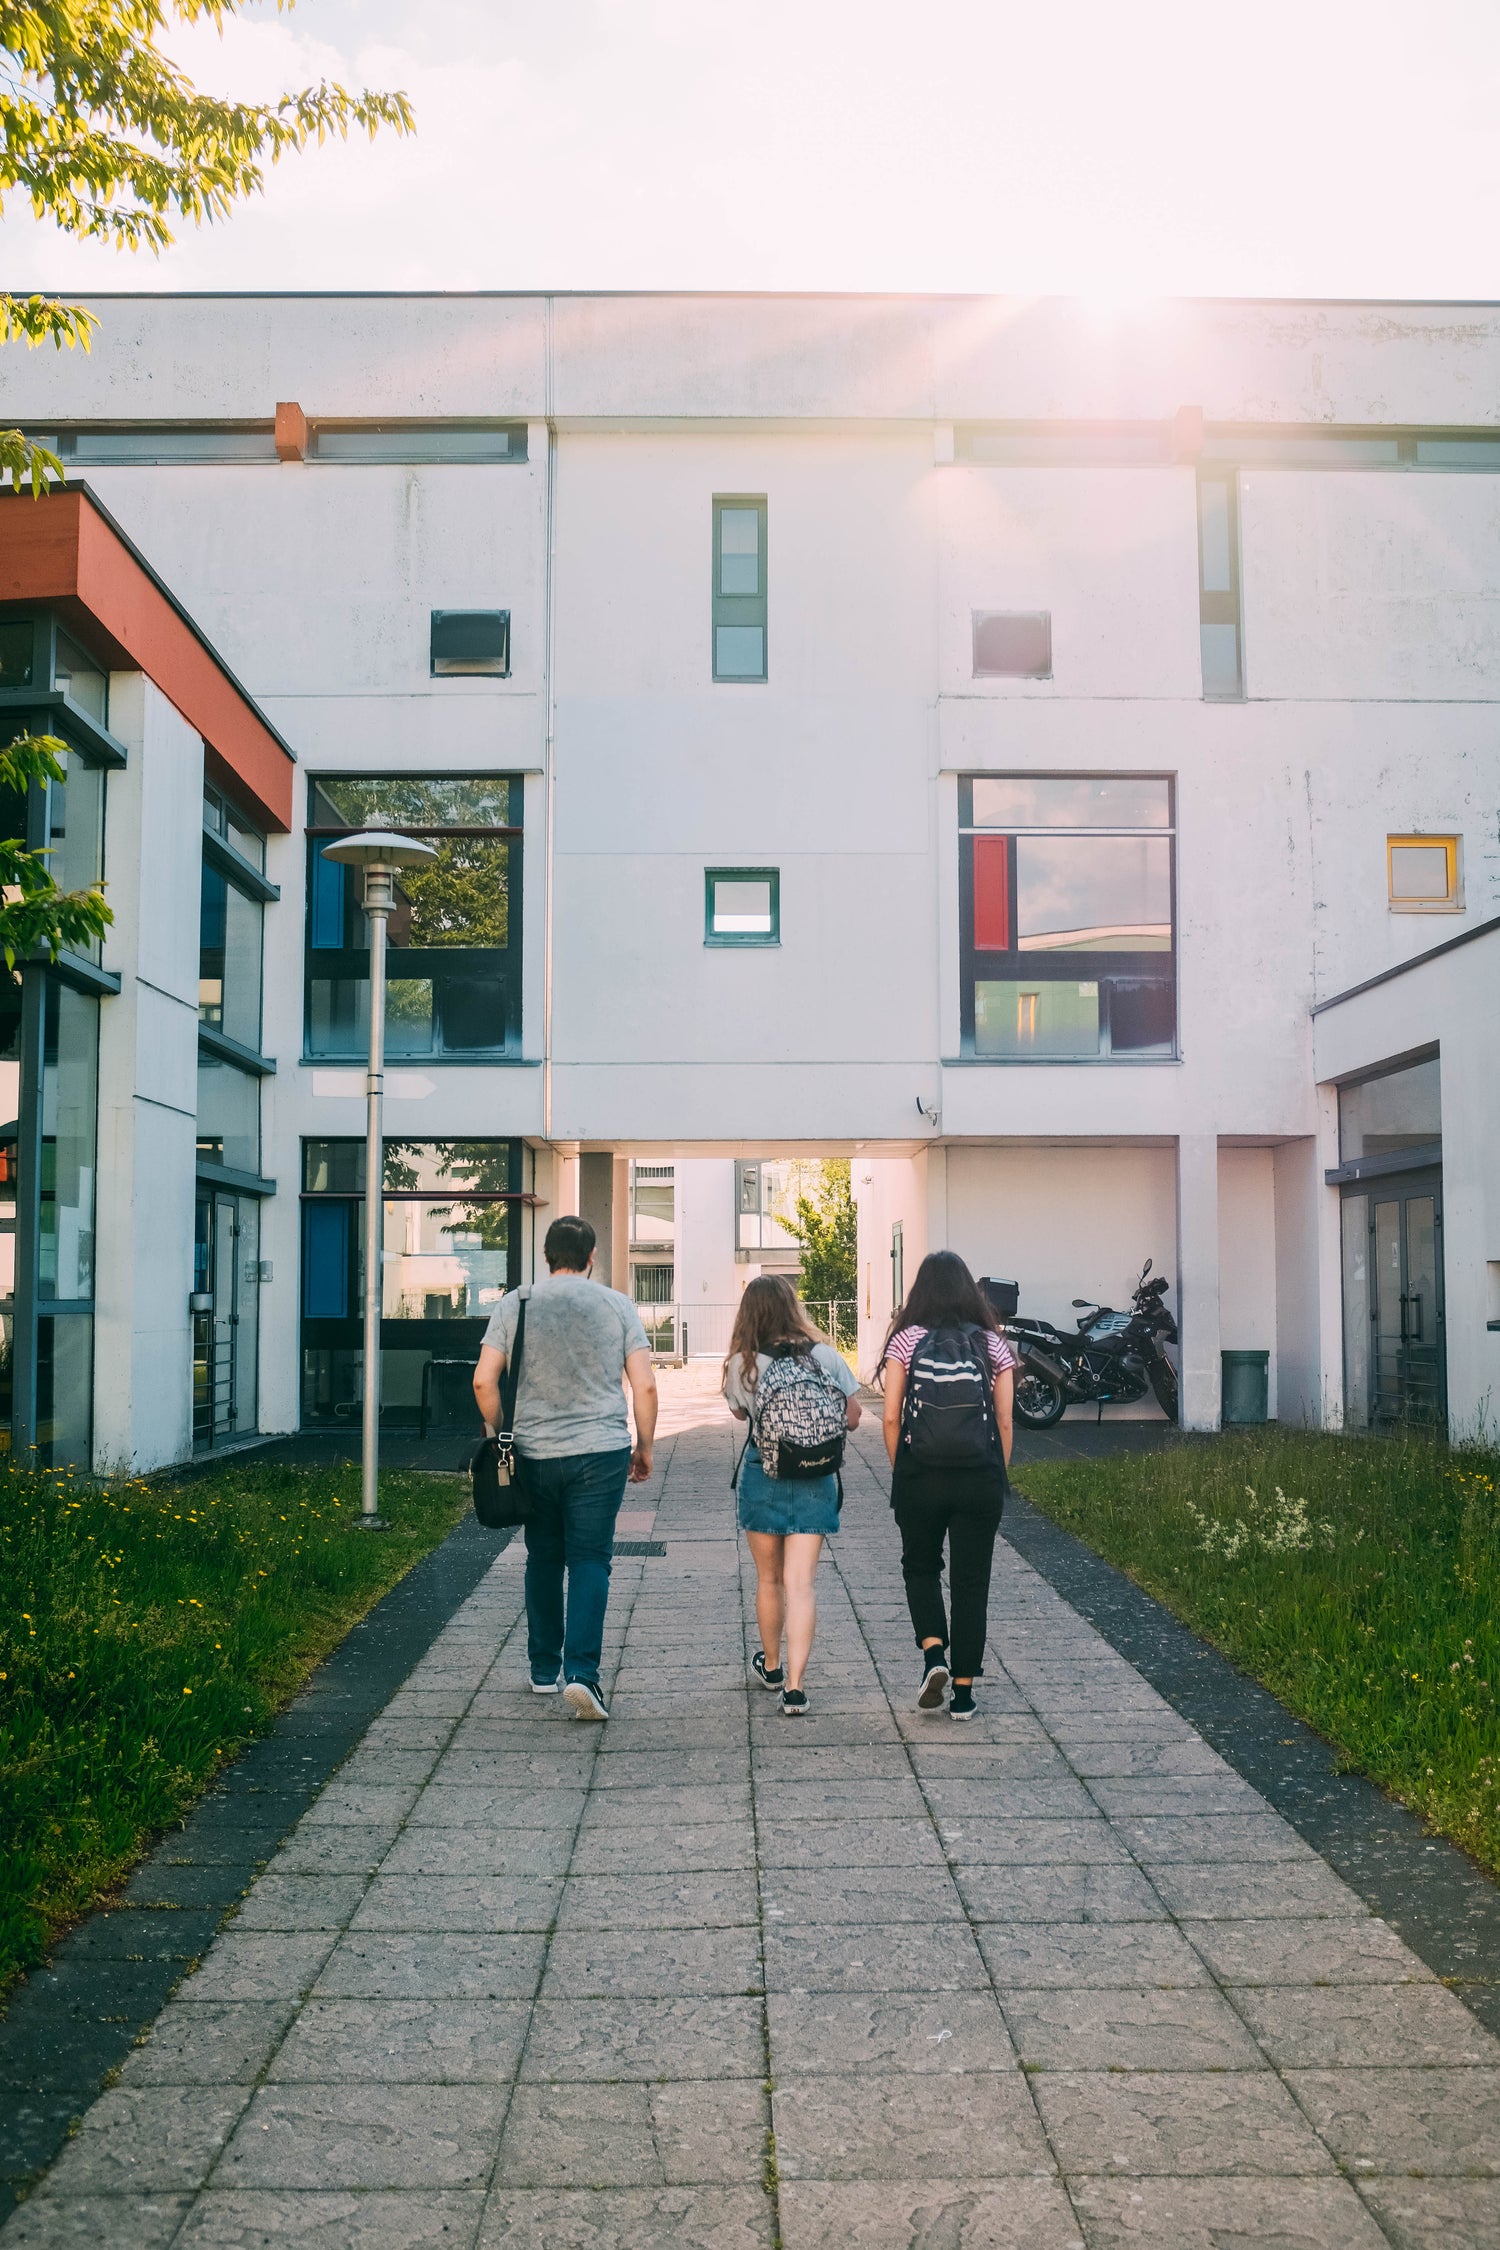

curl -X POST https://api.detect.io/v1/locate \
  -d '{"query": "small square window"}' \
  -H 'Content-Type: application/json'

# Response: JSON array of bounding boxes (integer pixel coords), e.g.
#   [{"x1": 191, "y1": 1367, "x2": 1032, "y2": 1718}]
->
[
  {"x1": 1388, "y1": 834, "x2": 1461, "y2": 912},
  {"x1": 972, "y1": 611, "x2": 1052, "y2": 679},
  {"x1": 430, "y1": 610, "x2": 510, "y2": 677},
  {"x1": 706, "y1": 867, "x2": 779, "y2": 946}
]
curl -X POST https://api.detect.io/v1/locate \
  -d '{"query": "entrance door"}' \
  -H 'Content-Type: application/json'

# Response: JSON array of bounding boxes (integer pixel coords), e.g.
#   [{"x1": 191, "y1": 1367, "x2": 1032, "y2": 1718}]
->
[
  {"x1": 1345, "y1": 1171, "x2": 1445, "y2": 1428},
  {"x1": 194, "y1": 1191, "x2": 259, "y2": 1447}
]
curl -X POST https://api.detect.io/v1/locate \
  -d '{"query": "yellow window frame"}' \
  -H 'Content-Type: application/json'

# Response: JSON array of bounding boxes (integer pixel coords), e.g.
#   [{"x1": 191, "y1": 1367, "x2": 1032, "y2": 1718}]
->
[{"x1": 1387, "y1": 833, "x2": 1461, "y2": 912}]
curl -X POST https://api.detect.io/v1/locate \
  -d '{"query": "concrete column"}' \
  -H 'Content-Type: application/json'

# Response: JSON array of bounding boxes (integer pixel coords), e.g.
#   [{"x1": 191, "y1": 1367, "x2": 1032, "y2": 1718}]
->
[
  {"x1": 611, "y1": 1155, "x2": 630, "y2": 1297},
  {"x1": 578, "y1": 1151, "x2": 615, "y2": 1284},
  {"x1": 93, "y1": 680, "x2": 203, "y2": 1473},
  {"x1": 1176, "y1": 1133, "x2": 1221, "y2": 1432}
]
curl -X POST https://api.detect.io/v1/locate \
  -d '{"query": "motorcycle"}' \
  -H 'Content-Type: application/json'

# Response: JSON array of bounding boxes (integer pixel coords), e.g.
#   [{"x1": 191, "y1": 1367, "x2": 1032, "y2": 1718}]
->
[{"x1": 1000, "y1": 1261, "x2": 1180, "y2": 1430}]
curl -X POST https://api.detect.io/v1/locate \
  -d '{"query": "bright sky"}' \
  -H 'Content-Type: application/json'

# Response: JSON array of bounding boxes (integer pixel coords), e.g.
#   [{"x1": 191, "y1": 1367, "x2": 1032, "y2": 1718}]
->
[{"x1": 3, "y1": 0, "x2": 1500, "y2": 301}]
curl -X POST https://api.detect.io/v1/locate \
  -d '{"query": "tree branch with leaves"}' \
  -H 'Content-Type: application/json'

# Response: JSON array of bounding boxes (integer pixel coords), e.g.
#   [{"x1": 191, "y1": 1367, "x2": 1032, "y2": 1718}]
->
[
  {"x1": 0, "y1": 731, "x2": 112, "y2": 965},
  {"x1": 0, "y1": 0, "x2": 414, "y2": 488},
  {"x1": 0, "y1": 1, "x2": 414, "y2": 957}
]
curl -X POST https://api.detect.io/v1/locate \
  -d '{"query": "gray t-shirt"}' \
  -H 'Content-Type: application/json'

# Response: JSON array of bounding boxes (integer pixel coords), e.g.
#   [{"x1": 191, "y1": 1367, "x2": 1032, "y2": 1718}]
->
[
  {"x1": 483, "y1": 1275, "x2": 650, "y2": 1460},
  {"x1": 723, "y1": 1343, "x2": 860, "y2": 1424}
]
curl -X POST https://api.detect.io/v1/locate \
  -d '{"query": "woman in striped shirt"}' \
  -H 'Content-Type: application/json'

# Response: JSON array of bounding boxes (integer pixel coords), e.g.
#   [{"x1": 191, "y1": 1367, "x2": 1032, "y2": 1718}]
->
[{"x1": 879, "y1": 1251, "x2": 1016, "y2": 1720}]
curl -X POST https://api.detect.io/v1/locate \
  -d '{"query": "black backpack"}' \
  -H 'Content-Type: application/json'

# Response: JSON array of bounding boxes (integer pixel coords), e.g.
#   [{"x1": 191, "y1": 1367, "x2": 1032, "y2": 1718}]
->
[{"x1": 899, "y1": 1324, "x2": 1002, "y2": 1472}]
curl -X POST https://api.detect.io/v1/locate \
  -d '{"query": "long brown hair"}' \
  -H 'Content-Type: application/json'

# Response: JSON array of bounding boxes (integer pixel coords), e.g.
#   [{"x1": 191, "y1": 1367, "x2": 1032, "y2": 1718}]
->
[
  {"x1": 877, "y1": 1249, "x2": 999, "y2": 1373},
  {"x1": 723, "y1": 1274, "x2": 822, "y2": 1394}
]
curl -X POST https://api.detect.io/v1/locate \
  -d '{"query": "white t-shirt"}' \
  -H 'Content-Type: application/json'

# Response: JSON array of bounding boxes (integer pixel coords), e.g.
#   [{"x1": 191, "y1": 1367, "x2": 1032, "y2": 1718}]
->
[{"x1": 723, "y1": 1343, "x2": 861, "y2": 1423}]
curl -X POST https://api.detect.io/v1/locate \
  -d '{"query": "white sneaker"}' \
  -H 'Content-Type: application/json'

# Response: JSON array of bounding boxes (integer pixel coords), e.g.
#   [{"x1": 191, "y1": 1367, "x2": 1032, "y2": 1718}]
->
[
  {"x1": 530, "y1": 1676, "x2": 560, "y2": 1695},
  {"x1": 563, "y1": 1680, "x2": 609, "y2": 1722}
]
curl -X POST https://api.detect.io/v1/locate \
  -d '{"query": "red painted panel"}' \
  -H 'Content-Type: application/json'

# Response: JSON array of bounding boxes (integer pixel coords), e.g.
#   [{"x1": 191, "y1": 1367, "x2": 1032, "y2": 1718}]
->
[
  {"x1": 973, "y1": 835, "x2": 1011, "y2": 951},
  {"x1": 0, "y1": 490, "x2": 294, "y2": 830}
]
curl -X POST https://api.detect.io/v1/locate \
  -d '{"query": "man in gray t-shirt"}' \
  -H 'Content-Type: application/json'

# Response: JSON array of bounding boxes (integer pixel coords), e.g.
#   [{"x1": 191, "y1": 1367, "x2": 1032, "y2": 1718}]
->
[{"x1": 474, "y1": 1214, "x2": 657, "y2": 1721}]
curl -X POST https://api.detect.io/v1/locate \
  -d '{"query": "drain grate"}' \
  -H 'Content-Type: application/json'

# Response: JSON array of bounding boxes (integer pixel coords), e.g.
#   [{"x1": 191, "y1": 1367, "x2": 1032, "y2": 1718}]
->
[{"x1": 612, "y1": 1539, "x2": 667, "y2": 1556}]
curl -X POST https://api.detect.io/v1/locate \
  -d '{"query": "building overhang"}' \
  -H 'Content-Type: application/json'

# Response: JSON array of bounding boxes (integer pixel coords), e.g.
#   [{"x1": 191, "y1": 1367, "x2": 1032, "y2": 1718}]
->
[{"x1": 0, "y1": 484, "x2": 295, "y2": 830}]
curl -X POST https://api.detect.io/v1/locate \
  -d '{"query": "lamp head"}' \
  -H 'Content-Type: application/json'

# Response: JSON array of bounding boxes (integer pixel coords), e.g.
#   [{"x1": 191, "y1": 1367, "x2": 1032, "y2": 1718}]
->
[{"x1": 320, "y1": 830, "x2": 438, "y2": 872}]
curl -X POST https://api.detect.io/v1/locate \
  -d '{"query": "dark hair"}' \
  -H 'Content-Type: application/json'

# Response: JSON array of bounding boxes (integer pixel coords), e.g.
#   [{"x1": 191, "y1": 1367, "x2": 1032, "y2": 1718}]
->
[
  {"x1": 722, "y1": 1274, "x2": 821, "y2": 1395},
  {"x1": 545, "y1": 1214, "x2": 596, "y2": 1273},
  {"x1": 878, "y1": 1249, "x2": 997, "y2": 1371}
]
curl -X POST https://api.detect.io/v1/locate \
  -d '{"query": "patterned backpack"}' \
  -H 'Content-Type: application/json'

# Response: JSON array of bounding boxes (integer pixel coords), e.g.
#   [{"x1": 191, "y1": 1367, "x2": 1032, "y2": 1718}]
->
[{"x1": 747, "y1": 1342, "x2": 848, "y2": 1482}]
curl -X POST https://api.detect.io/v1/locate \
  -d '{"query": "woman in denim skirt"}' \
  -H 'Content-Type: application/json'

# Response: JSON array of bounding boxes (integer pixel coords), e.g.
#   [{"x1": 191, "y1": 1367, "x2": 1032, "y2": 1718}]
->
[{"x1": 723, "y1": 1277, "x2": 862, "y2": 1715}]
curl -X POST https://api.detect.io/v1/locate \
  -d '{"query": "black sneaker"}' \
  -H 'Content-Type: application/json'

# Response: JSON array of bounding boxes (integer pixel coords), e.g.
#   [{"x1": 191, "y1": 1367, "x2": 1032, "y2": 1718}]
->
[
  {"x1": 949, "y1": 1682, "x2": 977, "y2": 1721},
  {"x1": 752, "y1": 1651, "x2": 785, "y2": 1691},
  {"x1": 780, "y1": 1686, "x2": 808, "y2": 1717},
  {"x1": 917, "y1": 1647, "x2": 951, "y2": 1711},
  {"x1": 562, "y1": 1680, "x2": 609, "y2": 1722}
]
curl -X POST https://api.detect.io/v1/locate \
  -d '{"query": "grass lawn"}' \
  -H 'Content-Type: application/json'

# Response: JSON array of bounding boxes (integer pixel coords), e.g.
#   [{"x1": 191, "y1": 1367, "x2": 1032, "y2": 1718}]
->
[
  {"x1": 0, "y1": 1458, "x2": 469, "y2": 1992},
  {"x1": 1020, "y1": 1427, "x2": 1500, "y2": 1881}
]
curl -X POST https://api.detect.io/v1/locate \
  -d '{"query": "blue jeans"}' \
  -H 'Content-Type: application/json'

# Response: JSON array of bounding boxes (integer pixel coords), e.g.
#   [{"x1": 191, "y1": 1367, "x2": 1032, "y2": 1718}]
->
[{"x1": 521, "y1": 1447, "x2": 632, "y2": 1687}]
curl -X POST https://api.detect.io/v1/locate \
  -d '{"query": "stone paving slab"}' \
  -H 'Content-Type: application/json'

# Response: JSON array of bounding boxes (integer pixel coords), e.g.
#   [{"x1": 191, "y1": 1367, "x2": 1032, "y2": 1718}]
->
[{"x1": 6, "y1": 1400, "x2": 1500, "y2": 2247}]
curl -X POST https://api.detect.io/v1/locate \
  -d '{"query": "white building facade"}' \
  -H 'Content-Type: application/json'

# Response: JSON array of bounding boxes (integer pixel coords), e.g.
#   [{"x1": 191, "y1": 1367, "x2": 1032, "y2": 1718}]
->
[{"x1": 1, "y1": 291, "x2": 1496, "y2": 1464}]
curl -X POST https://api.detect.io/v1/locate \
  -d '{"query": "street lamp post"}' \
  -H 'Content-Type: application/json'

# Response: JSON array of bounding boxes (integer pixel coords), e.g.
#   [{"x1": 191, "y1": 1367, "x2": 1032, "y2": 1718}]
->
[{"x1": 319, "y1": 830, "x2": 438, "y2": 1528}]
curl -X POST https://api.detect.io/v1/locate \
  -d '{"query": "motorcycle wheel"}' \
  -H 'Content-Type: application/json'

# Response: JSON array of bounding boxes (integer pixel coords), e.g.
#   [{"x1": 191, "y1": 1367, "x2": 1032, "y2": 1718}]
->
[
  {"x1": 1149, "y1": 1358, "x2": 1180, "y2": 1424},
  {"x1": 1014, "y1": 1367, "x2": 1067, "y2": 1430}
]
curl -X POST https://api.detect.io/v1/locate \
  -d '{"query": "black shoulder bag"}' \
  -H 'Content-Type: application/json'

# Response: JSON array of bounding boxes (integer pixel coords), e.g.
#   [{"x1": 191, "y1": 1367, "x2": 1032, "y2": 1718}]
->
[{"x1": 471, "y1": 1289, "x2": 531, "y2": 1530}]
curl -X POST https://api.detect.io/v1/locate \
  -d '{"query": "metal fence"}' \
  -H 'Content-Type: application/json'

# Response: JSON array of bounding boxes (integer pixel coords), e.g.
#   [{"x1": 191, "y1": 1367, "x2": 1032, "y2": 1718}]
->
[{"x1": 638, "y1": 1299, "x2": 858, "y2": 1360}]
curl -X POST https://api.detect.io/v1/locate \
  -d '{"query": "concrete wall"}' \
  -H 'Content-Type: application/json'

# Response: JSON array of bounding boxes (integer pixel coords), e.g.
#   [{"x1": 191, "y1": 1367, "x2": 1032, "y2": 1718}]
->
[
  {"x1": 1313, "y1": 930, "x2": 1500, "y2": 1441},
  {"x1": 94, "y1": 679, "x2": 203, "y2": 1473}
]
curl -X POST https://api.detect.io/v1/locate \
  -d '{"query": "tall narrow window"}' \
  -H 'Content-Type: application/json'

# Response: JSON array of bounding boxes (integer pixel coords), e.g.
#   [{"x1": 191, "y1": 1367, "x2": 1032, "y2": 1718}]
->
[
  {"x1": 306, "y1": 776, "x2": 522, "y2": 1057},
  {"x1": 960, "y1": 775, "x2": 1176, "y2": 1061},
  {"x1": 1197, "y1": 469, "x2": 1243, "y2": 698},
  {"x1": 713, "y1": 497, "x2": 767, "y2": 681}
]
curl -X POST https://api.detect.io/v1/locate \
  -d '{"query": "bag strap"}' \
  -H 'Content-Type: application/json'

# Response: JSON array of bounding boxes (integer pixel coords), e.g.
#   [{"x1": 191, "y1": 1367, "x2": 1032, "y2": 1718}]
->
[{"x1": 497, "y1": 1287, "x2": 531, "y2": 1447}]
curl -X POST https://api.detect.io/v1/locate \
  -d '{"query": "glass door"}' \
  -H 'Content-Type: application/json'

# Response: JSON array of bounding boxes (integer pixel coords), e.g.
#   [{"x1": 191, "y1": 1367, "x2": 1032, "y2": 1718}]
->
[
  {"x1": 193, "y1": 1191, "x2": 259, "y2": 1447},
  {"x1": 1352, "y1": 1172, "x2": 1446, "y2": 1428}
]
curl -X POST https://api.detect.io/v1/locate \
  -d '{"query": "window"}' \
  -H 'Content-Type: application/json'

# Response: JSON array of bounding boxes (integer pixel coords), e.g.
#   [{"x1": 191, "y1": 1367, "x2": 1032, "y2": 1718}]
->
[
  {"x1": 205, "y1": 781, "x2": 266, "y2": 872},
  {"x1": 1197, "y1": 469, "x2": 1243, "y2": 699},
  {"x1": 300, "y1": 1138, "x2": 523, "y2": 1428},
  {"x1": 735, "y1": 1159, "x2": 812, "y2": 1256},
  {"x1": 306, "y1": 775, "x2": 522, "y2": 1058},
  {"x1": 1388, "y1": 834, "x2": 1461, "y2": 913},
  {"x1": 312, "y1": 423, "x2": 526, "y2": 464},
  {"x1": 52, "y1": 632, "x2": 107, "y2": 727},
  {"x1": 430, "y1": 610, "x2": 510, "y2": 677},
  {"x1": 712, "y1": 497, "x2": 767, "y2": 681},
  {"x1": 972, "y1": 611, "x2": 1052, "y2": 679},
  {"x1": 706, "y1": 867, "x2": 778, "y2": 946},
  {"x1": 630, "y1": 1163, "x2": 675, "y2": 1247},
  {"x1": 197, "y1": 1051, "x2": 261, "y2": 1174},
  {"x1": 1338, "y1": 1056, "x2": 1441, "y2": 1165},
  {"x1": 960, "y1": 775, "x2": 1176, "y2": 1061},
  {"x1": 45, "y1": 749, "x2": 106, "y2": 961},
  {"x1": 200, "y1": 862, "x2": 264, "y2": 1049},
  {"x1": 198, "y1": 787, "x2": 272, "y2": 1186},
  {"x1": 52, "y1": 427, "x2": 278, "y2": 465}
]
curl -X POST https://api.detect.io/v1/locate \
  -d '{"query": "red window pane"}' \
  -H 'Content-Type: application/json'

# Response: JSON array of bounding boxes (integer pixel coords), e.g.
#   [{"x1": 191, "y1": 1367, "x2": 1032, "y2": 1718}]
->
[{"x1": 973, "y1": 836, "x2": 1011, "y2": 950}]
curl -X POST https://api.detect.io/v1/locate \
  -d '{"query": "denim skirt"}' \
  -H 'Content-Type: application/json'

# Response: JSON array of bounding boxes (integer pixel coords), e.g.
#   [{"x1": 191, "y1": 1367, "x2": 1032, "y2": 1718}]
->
[{"x1": 736, "y1": 1444, "x2": 840, "y2": 1537}]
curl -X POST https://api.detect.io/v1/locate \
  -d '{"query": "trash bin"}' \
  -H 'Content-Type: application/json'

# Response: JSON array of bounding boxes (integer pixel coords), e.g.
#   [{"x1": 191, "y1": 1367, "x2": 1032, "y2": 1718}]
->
[{"x1": 1221, "y1": 1349, "x2": 1269, "y2": 1426}]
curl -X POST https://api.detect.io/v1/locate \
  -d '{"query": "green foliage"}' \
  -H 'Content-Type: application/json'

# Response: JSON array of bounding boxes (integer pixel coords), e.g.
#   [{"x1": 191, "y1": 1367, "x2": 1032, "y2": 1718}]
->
[
  {"x1": 1021, "y1": 1428, "x2": 1500, "y2": 1879},
  {"x1": 784, "y1": 1158, "x2": 858, "y2": 1309},
  {"x1": 0, "y1": 1, "x2": 414, "y2": 490},
  {"x1": 402, "y1": 838, "x2": 510, "y2": 949},
  {"x1": 0, "y1": 1455, "x2": 466, "y2": 1989},
  {"x1": 0, "y1": 732, "x2": 112, "y2": 965}
]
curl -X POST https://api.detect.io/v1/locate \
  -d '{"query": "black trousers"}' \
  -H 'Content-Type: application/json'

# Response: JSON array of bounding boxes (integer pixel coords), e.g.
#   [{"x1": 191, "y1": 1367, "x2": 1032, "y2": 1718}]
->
[{"x1": 891, "y1": 1463, "x2": 1006, "y2": 1679}]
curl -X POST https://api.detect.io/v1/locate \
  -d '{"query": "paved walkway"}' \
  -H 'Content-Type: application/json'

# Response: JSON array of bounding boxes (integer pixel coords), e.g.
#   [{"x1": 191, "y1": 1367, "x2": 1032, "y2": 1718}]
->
[{"x1": 6, "y1": 1396, "x2": 1499, "y2": 2249}]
